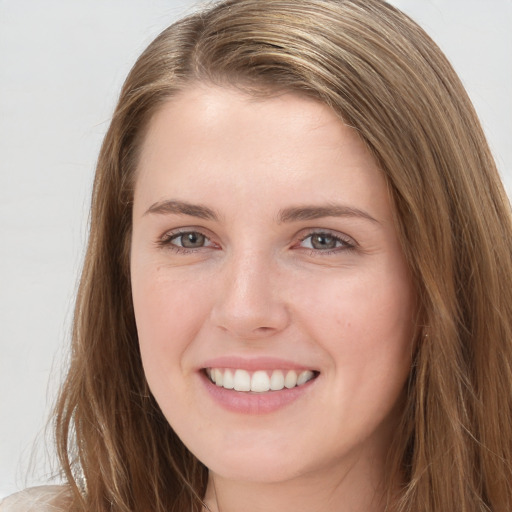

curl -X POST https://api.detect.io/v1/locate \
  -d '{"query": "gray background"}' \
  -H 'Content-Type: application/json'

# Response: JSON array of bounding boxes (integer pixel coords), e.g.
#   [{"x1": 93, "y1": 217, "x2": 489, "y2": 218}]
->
[{"x1": 1, "y1": 0, "x2": 511, "y2": 498}]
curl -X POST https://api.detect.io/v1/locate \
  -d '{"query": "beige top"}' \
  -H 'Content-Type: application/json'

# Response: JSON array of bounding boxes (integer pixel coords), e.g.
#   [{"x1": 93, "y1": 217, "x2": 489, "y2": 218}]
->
[{"x1": 0, "y1": 486, "x2": 70, "y2": 512}]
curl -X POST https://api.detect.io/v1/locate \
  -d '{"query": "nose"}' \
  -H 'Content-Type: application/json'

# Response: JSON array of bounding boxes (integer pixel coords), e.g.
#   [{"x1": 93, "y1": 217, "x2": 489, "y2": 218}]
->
[{"x1": 210, "y1": 250, "x2": 290, "y2": 339}]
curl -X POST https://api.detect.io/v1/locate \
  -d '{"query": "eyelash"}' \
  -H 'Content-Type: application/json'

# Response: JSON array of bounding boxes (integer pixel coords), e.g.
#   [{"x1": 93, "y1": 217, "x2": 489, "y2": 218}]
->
[
  {"x1": 156, "y1": 229, "x2": 357, "y2": 255},
  {"x1": 296, "y1": 230, "x2": 356, "y2": 255},
  {"x1": 156, "y1": 229, "x2": 217, "y2": 254}
]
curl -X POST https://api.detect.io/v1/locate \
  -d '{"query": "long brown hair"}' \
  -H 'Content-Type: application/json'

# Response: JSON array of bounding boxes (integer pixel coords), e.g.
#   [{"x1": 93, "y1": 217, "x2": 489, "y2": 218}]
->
[{"x1": 54, "y1": 1, "x2": 512, "y2": 511}]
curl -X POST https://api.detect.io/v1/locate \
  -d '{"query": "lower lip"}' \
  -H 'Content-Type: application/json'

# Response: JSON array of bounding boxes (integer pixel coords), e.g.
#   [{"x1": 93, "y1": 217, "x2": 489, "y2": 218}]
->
[{"x1": 200, "y1": 371, "x2": 317, "y2": 414}]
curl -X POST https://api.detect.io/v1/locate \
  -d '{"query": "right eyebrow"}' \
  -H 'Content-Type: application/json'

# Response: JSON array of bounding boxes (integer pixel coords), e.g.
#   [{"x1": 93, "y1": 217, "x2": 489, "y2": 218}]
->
[{"x1": 143, "y1": 200, "x2": 219, "y2": 221}]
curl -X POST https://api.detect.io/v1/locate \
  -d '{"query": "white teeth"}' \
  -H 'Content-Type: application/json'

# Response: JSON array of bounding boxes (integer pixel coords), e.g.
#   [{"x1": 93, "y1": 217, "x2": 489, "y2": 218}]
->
[
  {"x1": 213, "y1": 368, "x2": 223, "y2": 387},
  {"x1": 223, "y1": 369, "x2": 234, "y2": 389},
  {"x1": 284, "y1": 370, "x2": 298, "y2": 389},
  {"x1": 269, "y1": 370, "x2": 285, "y2": 390},
  {"x1": 207, "y1": 368, "x2": 316, "y2": 392},
  {"x1": 251, "y1": 371, "x2": 270, "y2": 392},
  {"x1": 297, "y1": 370, "x2": 314, "y2": 386},
  {"x1": 233, "y1": 369, "x2": 251, "y2": 391}
]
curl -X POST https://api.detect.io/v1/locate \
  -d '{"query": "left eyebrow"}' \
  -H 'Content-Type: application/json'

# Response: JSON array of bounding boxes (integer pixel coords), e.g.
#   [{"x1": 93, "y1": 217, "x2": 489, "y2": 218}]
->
[{"x1": 277, "y1": 204, "x2": 379, "y2": 224}]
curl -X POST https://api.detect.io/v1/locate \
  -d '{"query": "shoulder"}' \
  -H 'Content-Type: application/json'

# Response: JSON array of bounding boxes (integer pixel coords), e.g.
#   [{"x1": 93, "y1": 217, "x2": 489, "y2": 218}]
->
[{"x1": 0, "y1": 486, "x2": 72, "y2": 512}]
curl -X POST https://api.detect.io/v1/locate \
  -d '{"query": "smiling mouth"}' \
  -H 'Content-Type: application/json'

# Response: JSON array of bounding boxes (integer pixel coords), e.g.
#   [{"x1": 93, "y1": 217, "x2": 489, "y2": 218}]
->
[{"x1": 205, "y1": 368, "x2": 319, "y2": 393}]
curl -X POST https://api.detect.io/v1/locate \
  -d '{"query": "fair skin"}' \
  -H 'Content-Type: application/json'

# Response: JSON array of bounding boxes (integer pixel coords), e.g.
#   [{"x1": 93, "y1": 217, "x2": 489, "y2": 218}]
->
[{"x1": 130, "y1": 85, "x2": 416, "y2": 512}]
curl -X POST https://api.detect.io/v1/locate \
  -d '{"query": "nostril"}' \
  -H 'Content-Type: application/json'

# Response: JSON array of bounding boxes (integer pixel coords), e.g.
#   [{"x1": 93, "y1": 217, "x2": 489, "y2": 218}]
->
[{"x1": 210, "y1": 301, "x2": 290, "y2": 338}]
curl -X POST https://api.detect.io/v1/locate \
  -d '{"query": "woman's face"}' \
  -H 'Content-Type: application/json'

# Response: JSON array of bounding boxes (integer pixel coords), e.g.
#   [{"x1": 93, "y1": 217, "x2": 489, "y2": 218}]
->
[{"x1": 131, "y1": 85, "x2": 415, "y2": 484}]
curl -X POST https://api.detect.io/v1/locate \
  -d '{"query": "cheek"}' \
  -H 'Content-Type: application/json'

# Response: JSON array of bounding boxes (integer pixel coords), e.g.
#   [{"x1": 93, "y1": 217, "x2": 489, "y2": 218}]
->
[
  {"x1": 295, "y1": 265, "x2": 414, "y2": 398},
  {"x1": 131, "y1": 267, "x2": 211, "y2": 378},
  {"x1": 294, "y1": 263, "x2": 414, "y2": 341}
]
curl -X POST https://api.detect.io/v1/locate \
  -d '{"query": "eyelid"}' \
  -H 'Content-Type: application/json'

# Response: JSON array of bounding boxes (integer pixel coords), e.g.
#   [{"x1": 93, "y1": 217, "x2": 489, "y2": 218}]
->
[
  {"x1": 154, "y1": 226, "x2": 357, "y2": 254},
  {"x1": 295, "y1": 228, "x2": 357, "y2": 252},
  {"x1": 156, "y1": 226, "x2": 218, "y2": 250}
]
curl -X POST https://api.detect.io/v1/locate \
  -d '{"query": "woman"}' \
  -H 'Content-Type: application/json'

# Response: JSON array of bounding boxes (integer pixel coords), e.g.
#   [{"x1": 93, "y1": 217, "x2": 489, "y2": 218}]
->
[{"x1": 3, "y1": 0, "x2": 512, "y2": 511}]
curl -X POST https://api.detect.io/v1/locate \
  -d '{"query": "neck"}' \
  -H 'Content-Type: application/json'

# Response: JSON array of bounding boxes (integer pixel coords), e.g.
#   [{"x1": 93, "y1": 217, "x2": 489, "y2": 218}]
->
[{"x1": 202, "y1": 448, "x2": 391, "y2": 512}]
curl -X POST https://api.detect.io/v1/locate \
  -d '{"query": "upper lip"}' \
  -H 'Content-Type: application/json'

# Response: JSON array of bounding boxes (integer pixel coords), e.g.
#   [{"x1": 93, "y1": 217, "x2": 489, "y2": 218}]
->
[{"x1": 200, "y1": 356, "x2": 319, "y2": 372}]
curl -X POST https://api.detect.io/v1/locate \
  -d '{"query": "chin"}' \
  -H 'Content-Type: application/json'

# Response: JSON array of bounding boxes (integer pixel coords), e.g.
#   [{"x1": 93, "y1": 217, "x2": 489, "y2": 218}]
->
[
  {"x1": 181, "y1": 430, "x2": 308, "y2": 483},
  {"x1": 206, "y1": 455, "x2": 308, "y2": 484}
]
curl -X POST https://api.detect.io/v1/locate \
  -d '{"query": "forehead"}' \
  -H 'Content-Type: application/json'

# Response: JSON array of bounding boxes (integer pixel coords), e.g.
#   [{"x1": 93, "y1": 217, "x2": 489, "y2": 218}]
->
[
  {"x1": 138, "y1": 85, "x2": 349, "y2": 161},
  {"x1": 133, "y1": 84, "x2": 391, "y2": 224}
]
